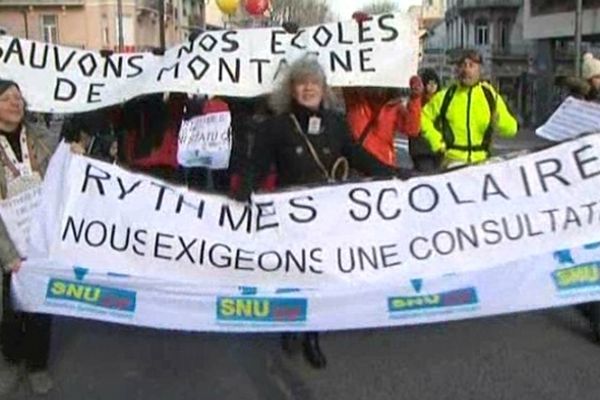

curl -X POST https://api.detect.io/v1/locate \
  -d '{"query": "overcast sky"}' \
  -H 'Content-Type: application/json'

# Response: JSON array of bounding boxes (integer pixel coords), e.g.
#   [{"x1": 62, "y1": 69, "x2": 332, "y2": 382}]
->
[{"x1": 327, "y1": 0, "x2": 423, "y2": 20}]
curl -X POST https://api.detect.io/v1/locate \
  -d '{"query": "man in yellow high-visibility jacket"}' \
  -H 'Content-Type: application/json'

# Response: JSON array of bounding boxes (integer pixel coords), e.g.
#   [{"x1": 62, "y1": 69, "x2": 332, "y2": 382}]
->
[{"x1": 421, "y1": 50, "x2": 518, "y2": 166}]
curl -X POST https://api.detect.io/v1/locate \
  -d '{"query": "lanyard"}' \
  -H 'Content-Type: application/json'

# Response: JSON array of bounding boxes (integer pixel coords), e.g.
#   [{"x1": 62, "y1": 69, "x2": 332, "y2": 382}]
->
[{"x1": 0, "y1": 126, "x2": 33, "y2": 178}]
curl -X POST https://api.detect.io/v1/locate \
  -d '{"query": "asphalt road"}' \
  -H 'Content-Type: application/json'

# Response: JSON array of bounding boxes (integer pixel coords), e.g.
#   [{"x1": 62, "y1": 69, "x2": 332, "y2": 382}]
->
[{"x1": 6, "y1": 306, "x2": 600, "y2": 400}]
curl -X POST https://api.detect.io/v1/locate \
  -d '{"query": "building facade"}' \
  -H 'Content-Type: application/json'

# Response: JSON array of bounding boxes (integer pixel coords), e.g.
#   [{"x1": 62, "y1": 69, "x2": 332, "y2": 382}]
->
[
  {"x1": 0, "y1": 0, "x2": 186, "y2": 50},
  {"x1": 421, "y1": 0, "x2": 445, "y2": 20},
  {"x1": 417, "y1": 0, "x2": 448, "y2": 83},
  {"x1": 179, "y1": 0, "x2": 225, "y2": 39},
  {"x1": 441, "y1": 0, "x2": 532, "y2": 123},
  {"x1": 522, "y1": 0, "x2": 600, "y2": 125},
  {"x1": 524, "y1": 0, "x2": 600, "y2": 77},
  {"x1": 421, "y1": 20, "x2": 452, "y2": 84}
]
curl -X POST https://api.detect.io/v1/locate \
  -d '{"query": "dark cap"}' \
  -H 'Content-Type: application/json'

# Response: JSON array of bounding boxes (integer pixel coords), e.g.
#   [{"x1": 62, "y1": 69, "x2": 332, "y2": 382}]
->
[
  {"x1": 419, "y1": 68, "x2": 441, "y2": 87},
  {"x1": 455, "y1": 49, "x2": 483, "y2": 65},
  {"x1": 0, "y1": 79, "x2": 19, "y2": 96}
]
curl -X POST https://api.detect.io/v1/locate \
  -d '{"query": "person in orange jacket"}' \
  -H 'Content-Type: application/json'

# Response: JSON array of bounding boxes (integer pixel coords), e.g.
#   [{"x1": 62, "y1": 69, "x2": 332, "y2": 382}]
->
[
  {"x1": 344, "y1": 10, "x2": 423, "y2": 169},
  {"x1": 343, "y1": 77, "x2": 423, "y2": 168}
]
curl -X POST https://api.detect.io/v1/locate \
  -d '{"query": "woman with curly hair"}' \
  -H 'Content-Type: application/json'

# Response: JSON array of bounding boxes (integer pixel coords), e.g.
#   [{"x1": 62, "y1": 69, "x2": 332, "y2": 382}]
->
[{"x1": 247, "y1": 56, "x2": 402, "y2": 369}]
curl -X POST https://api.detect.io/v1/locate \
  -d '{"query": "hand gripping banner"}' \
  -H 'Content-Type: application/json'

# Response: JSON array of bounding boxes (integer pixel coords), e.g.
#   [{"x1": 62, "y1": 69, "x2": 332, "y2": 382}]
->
[{"x1": 12, "y1": 135, "x2": 600, "y2": 331}]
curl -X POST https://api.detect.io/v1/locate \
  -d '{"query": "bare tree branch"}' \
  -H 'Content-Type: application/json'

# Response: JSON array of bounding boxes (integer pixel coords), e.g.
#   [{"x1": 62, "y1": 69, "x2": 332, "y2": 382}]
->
[
  {"x1": 270, "y1": 0, "x2": 333, "y2": 27},
  {"x1": 361, "y1": 0, "x2": 399, "y2": 15}
]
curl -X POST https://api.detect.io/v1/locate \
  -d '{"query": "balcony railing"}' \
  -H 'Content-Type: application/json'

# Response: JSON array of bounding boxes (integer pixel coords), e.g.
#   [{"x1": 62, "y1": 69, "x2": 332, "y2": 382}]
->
[
  {"x1": 452, "y1": 0, "x2": 522, "y2": 10},
  {"x1": 136, "y1": 0, "x2": 174, "y2": 14},
  {"x1": 136, "y1": 0, "x2": 159, "y2": 12},
  {"x1": 188, "y1": 13, "x2": 205, "y2": 27},
  {"x1": 0, "y1": 0, "x2": 84, "y2": 6},
  {"x1": 446, "y1": 44, "x2": 530, "y2": 61}
]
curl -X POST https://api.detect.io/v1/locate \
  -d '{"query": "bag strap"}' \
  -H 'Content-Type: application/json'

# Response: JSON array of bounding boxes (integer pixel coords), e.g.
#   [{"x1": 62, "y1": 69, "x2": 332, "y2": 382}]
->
[
  {"x1": 481, "y1": 84, "x2": 497, "y2": 114},
  {"x1": 436, "y1": 84, "x2": 457, "y2": 147},
  {"x1": 289, "y1": 114, "x2": 349, "y2": 182},
  {"x1": 439, "y1": 84, "x2": 457, "y2": 124}
]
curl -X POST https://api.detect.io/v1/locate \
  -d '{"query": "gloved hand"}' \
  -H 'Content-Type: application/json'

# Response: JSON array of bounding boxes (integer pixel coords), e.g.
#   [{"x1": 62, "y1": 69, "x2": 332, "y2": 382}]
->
[
  {"x1": 6, "y1": 258, "x2": 22, "y2": 273},
  {"x1": 352, "y1": 11, "x2": 370, "y2": 23},
  {"x1": 409, "y1": 75, "x2": 424, "y2": 98},
  {"x1": 70, "y1": 142, "x2": 86, "y2": 155},
  {"x1": 282, "y1": 21, "x2": 299, "y2": 34},
  {"x1": 429, "y1": 138, "x2": 446, "y2": 154}
]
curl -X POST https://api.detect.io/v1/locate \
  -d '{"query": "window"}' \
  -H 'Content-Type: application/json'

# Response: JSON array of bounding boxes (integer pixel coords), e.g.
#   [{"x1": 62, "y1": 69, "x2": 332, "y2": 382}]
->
[
  {"x1": 499, "y1": 18, "x2": 510, "y2": 50},
  {"x1": 101, "y1": 15, "x2": 110, "y2": 46},
  {"x1": 115, "y1": 15, "x2": 134, "y2": 46},
  {"x1": 103, "y1": 26, "x2": 110, "y2": 46},
  {"x1": 41, "y1": 15, "x2": 58, "y2": 44},
  {"x1": 460, "y1": 20, "x2": 465, "y2": 48},
  {"x1": 475, "y1": 19, "x2": 488, "y2": 46}
]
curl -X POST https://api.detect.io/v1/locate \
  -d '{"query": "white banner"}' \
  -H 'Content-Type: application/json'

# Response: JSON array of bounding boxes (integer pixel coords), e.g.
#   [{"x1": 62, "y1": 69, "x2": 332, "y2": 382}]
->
[
  {"x1": 11, "y1": 134, "x2": 600, "y2": 331},
  {"x1": 0, "y1": 186, "x2": 41, "y2": 255},
  {"x1": 0, "y1": 13, "x2": 418, "y2": 113},
  {"x1": 177, "y1": 111, "x2": 232, "y2": 169},
  {"x1": 536, "y1": 97, "x2": 600, "y2": 142},
  {"x1": 14, "y1": 243, "x2": 600, "y2": 331}
]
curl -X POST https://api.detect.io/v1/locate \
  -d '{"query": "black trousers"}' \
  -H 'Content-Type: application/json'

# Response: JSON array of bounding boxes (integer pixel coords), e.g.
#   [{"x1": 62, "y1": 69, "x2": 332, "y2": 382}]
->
[
  {"x1": 412, "y1": 155, "x2": 439, "y2": 173},
  {"x1": 1, "y1": 273, "x2": 51, "y2": 371}
]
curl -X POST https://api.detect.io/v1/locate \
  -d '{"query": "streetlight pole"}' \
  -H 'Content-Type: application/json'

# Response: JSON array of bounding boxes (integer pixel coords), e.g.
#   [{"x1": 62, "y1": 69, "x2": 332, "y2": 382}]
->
[
  {"x1": 200, "y1": 0, "x2": 206, "y2": 31},
  {"x1": 117, "y1": 0, "x2": 124, "y2": 52},
  {"x1": 158, "y1": 0, "x2": 166, "y2": 51},
  {"x1": 575, "y1": 0, "x2": 583, "y2": 77},
  {"x1": 22, "y1": 8, "x2": 29, "y2": 39}
]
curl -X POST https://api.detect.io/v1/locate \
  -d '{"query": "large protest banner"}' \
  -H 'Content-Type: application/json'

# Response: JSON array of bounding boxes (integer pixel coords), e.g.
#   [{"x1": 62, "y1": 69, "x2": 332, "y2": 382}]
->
[
  {"x1": 11, "y1": 135, "x2": 600, "y2": 331},
  {"x1": 14, "y1": 244, "x2": 600, "y2": 331},
  {"x1": 0, "y1": 13, "x2": 418, "y2": 113}
]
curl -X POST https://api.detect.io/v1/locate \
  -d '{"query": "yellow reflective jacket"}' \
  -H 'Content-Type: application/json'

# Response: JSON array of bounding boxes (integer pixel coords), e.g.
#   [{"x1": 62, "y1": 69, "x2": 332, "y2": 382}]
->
[{"x1": 421, "y1": 81, "x2": 518, "y2": 164}]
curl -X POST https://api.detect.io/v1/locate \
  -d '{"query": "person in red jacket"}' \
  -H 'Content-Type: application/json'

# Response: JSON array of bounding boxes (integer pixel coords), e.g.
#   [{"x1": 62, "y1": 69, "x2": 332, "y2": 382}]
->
[
  {"x1": 343, "y1": 79, "x2": 423, "y2": 168},
  {"x1": 344, "y1": 11, "x2": 423, "y2": 169},
  {"x1": 122, "y1": 93, "x2": 185, "y2": 184}
]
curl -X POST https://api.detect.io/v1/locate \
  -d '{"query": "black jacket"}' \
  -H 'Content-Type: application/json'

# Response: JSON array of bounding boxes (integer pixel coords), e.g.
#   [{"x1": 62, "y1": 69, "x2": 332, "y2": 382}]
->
[{"x1": 251, "y1": 104, "x2": 398, "y2": 189}]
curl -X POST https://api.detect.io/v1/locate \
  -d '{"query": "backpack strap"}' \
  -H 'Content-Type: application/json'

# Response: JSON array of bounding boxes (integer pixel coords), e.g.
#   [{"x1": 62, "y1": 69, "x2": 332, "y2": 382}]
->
[
  {"x1": 481, "y1": 84, "x2": 497, "y2": 152},
  {"x1": 436, "y1": 84, "x2": 457, "y2": 148}
]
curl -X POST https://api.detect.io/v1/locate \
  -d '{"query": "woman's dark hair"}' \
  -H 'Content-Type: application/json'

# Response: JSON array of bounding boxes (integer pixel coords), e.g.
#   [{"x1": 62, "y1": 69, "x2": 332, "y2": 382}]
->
[
  {"x1": 0, "y1": 79, "x2": 19, "y2": 96},
  {"x1": 0, "y1": 79, "x2": 31, "y2": 124},
  {"x1": 418, "y1": 68, "x2": 441, "y2": 90}
]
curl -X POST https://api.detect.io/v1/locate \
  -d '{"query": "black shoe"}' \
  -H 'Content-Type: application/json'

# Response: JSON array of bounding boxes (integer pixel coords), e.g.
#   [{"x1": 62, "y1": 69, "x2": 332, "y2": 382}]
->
[
  {"x1": 577, "y1": 303, "x2": 592, "y2": 318},
  {"x1": 281, "y1": 332, "x2": 301, "y2": 356},
  {"x1": 302, "y1": 332, "x2": 327, "y2": 369},
  {"x1": 588, "y1": 302, "x2": 600, "y2": 342}
]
